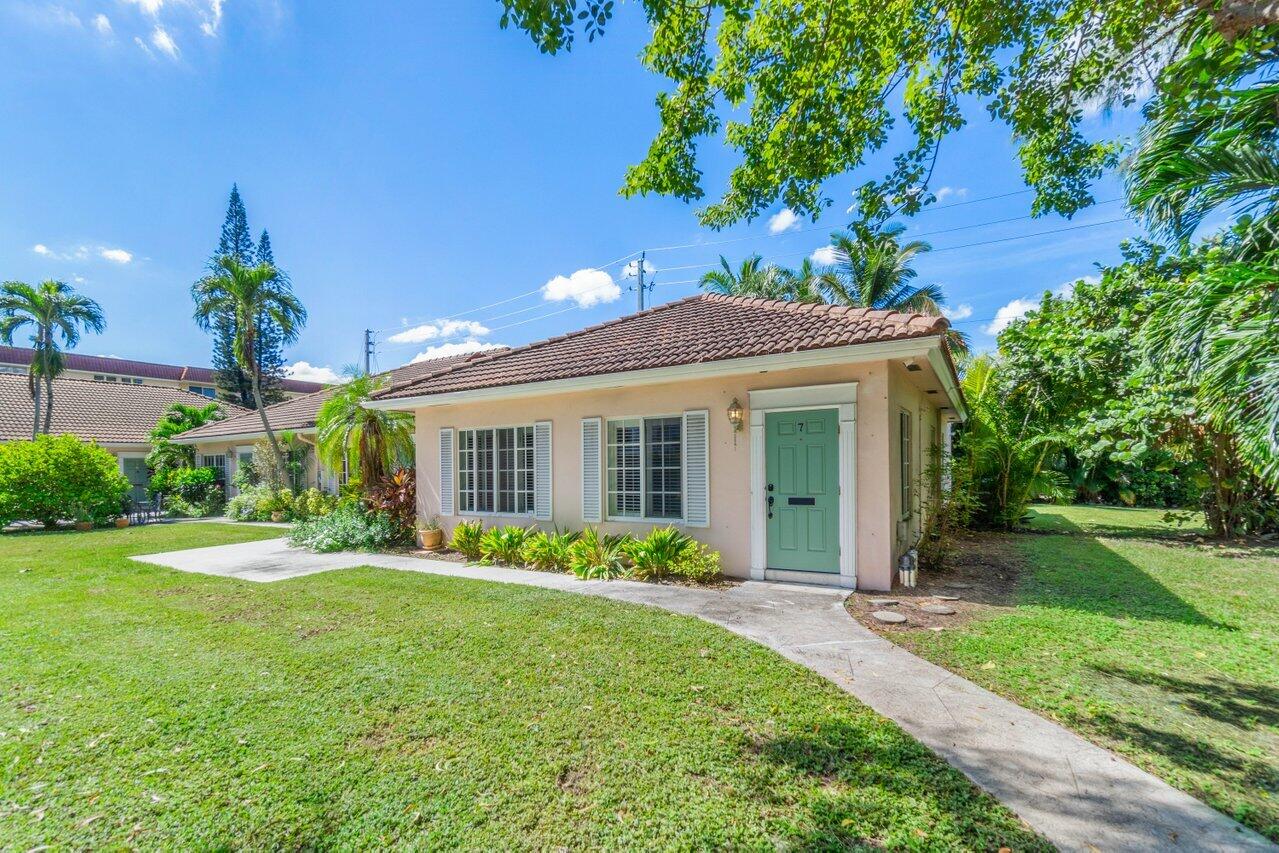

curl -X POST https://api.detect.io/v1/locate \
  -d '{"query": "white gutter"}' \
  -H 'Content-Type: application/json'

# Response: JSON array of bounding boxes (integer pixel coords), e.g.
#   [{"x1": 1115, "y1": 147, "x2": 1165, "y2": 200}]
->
[
  {"x1": 364, "y1": 337, "x2": 967, "y2": 417},
  {"x1": 172, "y1": 427, "x2": 318, "y2": 445}
]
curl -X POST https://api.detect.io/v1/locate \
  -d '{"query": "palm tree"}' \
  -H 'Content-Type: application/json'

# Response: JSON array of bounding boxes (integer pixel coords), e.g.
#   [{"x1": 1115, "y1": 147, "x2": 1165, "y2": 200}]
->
[
  {"x1": 1126, "y1": 78, "x2": 1279, "y2": 486},
  {"x1": 0, "y1": 280, "x2": 105, "y2": 438},
  {"x1": 813, "y1": 224, "x2": 969, "y2": 352},
  {"x1": 191, "y1": 256, "x2": 306, "y2": 469},
  {"x1": 316, "y1": 372, "x2": 415, "y2": 490},
  {"x1": 146, "y1": 401, "x2": 228, "y2": 472},
  {"x1": 700, "y1": 255, "x2": 792, "y2": 300}
]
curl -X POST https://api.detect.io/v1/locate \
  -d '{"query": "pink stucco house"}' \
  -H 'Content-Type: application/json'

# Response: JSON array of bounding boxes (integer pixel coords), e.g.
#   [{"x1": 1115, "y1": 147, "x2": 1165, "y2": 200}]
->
[{"x1": 367, "y1": 294, "x2": 965, "y2": 591}]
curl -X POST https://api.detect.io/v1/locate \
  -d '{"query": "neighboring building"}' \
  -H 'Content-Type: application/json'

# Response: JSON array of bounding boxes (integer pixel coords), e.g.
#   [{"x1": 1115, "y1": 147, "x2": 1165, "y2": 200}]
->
[
  {"x1": 0, "y1": 346, "x2": 324, "y2": 400},
  {"x1": 365, "y1": 294, "x2": 966, "y2": 592},
  {"x1": 0, "y1": 374, "x2": 250, "y2": 501},
  {"x1": 173, "y1": 352, "x2": 481, "y2": 494}
]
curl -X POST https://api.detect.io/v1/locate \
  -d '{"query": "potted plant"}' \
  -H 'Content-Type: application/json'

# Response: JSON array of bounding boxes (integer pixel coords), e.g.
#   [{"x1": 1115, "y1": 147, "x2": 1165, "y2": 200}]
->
[
  {"x1": 115, "y1": 515, "x2": 130, "y2": 528},
  {"x1": 417, "y1": 516, "x2": 443, "y2": 550},
  {"x1": 72, "y1": 503, "x2": 93, "y2": 532}
]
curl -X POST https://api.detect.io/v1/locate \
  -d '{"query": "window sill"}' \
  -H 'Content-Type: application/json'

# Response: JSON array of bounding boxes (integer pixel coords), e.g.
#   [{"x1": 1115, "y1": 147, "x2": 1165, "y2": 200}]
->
[
  {"x1": 606, "y1": 516, "x2": 686, "y2": 525},
  {"x1": 457, "y1": 511, "x2": 536, "y2": 520}
]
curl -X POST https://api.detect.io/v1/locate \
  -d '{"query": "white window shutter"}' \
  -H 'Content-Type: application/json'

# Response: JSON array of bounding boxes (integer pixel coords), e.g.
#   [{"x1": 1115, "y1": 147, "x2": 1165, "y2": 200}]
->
[
  {"x1": 683, "y1": 409, "x2": 710, "y2": 527},
  {"x1": 534, "y1": 421, "x2": 553, "y2": 521},
  {"x1": 439, "y1": 427, "x2": 455, "y2": 516},
  {"x1": 581, "y1": 417, "x2": 602, "y2": 523}
]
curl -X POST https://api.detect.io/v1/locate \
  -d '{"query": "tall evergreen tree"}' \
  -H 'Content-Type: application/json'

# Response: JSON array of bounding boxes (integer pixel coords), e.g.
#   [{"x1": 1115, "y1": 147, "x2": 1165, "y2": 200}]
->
[
  {"x1": 253, "y1": 228, "x2": 287, "y2": 405},
  {"x1": 207, "y1": 186, "x2": 286, "y2": 407}
]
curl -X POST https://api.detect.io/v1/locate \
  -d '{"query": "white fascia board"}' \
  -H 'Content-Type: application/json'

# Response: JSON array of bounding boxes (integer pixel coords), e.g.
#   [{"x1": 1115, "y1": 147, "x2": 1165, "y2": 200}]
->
[
  {"x1": 364, "y1": 337, "x2": 952, "y2": 412},
  {"x1": 171, "y1": 428, "x2": 317, "y2": 445},
  {"x1": 926, "y1": 347, "x2": 968, "y2": 422}
]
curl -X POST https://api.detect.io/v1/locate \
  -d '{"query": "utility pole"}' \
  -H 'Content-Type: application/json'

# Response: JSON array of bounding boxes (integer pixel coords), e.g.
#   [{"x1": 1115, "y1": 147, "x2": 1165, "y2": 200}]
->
[
  {"x1": 363, "y1": 329, "x2": 373, "y2": 376},
  {"x1": 636, "y1": 251, "x2": 647, "y2": 312}
]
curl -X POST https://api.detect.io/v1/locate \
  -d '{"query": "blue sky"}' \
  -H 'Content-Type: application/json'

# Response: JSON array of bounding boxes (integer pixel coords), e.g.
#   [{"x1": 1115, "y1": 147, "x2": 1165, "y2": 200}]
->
[{"x1": 1, "y1": 1, "x2": 1153, "y2": 381}]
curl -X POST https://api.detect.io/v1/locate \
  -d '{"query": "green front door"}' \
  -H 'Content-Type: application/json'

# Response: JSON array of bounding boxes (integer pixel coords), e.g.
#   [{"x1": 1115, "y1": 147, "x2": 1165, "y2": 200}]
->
[
  {"x1": 765, "y1": 409, "x2": 840, "y2": 573},
  {"x1": 121, "y1": 457, "x2": 149, "y2": 503}
]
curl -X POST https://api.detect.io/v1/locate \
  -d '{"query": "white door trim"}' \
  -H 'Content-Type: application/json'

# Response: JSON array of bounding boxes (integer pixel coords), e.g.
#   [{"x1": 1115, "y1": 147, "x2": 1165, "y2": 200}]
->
[{"x1": 748, "y1": 383, "x2": 857, "y2": 589}]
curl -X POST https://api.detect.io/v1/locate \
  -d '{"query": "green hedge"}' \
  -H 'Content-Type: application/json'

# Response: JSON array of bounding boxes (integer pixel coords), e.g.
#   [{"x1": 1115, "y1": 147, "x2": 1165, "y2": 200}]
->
[{"x1": 0, "y1": 436, "x2": 130, "y2": 528}]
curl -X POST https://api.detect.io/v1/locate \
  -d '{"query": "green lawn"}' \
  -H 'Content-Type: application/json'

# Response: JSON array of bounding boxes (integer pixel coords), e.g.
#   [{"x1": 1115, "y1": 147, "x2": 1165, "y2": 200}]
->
[
  {"x1": 899, "y1": 505, "x2": 1279, "y2": 842},
  {"x1": 1023, "y1": 503, "x2": 1209, "y2": 536},
  {"x1": 0, "y1": 524, "x2": 1044, "y2": 849}
]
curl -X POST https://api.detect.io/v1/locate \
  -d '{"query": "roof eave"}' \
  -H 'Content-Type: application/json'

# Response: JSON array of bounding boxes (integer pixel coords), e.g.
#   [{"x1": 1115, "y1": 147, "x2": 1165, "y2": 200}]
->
[
  {"x1": 172, "y1": 427, "x2": 317, "y2": 445},
  {"x1": 364, "y1": 337, "x2": 958, "y2": 412}
]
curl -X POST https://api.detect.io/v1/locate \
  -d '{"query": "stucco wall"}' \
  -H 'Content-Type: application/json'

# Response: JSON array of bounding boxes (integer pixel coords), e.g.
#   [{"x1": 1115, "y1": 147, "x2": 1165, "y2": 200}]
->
[
  {"x1": 410, "y1": 359, "x2": 950, "y2": 591},
  {"x1": 886, "y1": 361, "x2": 946, "y2": 568},
  {"x1": 188, "y1": 434, "x2": 332, "y2": 494}
]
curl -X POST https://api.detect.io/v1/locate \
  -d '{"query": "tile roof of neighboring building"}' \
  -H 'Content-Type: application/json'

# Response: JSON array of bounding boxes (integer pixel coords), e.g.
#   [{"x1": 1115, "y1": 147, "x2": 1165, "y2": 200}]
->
[
  {"x1": 372, "y1": 294, "x2": 952, "y2": 401},
  {"x1": 0, "y1": 346, "x2": 325, "y2": 394},
  {"x1": 0, "y1": 374, "x2": 251, "y2": 446},
  {"x1": 175, "y1": 351, "x2": 485, "y2": 442}
]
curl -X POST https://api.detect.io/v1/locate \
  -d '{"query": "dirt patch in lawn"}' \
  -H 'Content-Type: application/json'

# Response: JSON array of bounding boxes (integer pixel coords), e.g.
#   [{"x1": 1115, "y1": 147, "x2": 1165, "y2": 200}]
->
[{"x1": 845, "y1": 532, "x2": 1025, "y2": 633}]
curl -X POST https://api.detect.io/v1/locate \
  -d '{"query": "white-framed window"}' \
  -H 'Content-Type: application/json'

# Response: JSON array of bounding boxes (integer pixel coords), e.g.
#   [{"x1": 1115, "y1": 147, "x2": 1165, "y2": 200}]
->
[
  {"x1": 188, "y1": 385, "x2": 216, "y2": 398},
  {"x1": 607, "y1": 416, "x2": 682, "y2": 520},
  {"x1": 899, "y1": 410, "x2": 913, "y2": 518},
  {"x1": 458, "y1": 426, "x2": 534, "y2": 515},
  {"x1": 199, "y1": 453, "x2": 227, "y2": 482}
]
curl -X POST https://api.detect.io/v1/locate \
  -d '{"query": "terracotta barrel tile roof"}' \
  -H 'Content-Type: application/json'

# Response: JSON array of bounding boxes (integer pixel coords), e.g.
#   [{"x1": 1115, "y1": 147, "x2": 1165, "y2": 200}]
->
[
  {"x1": 0, "y1": 374, "x2": 250, "y2": 445},
  {"x1": 372, "y1": 294, "x2": 949, "y2": 401},
  {"x1": 176, "y1": 351, "x2": 483, "y2": 442},
  {"x1": 0, "y1": 345, "x2": 325, "y2": 393}
]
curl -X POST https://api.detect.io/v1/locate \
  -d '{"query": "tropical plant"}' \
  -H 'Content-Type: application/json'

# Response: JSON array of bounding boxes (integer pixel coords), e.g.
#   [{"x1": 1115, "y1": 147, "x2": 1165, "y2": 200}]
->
[
  {"x1": 316, "y1": 373, "x2": 415, "y2": 492},
  {"x1": 146, "y1": 401, "x2": 227, "y2": 473},
  {"x1": 450, "y1": 519, "x2": 485, "y2": 560},
  {"x1": 479, "y1": 525, "x2": 535, "y2": 565},
  {"x1": 365, "y1": 468, "x2": 417, "y2": 535},
  {"x1": 226, "y1": 485, "x2": 274, "y2": 522},
  {"x1": 0, "y1": 279, "x2": 105, "y2": 438},
  {"x1": 288, "y1": 504, "x2": 407, "y2": 552},
  {"x1": 624, "y1": 526, "x2": 694, "y2": 581},
  {"x1": 700, "y1": 255, "x2": 792, "y2": 300},
  {"x1": 668, "y1": 540, "x2": 722, "y2": 584},
  {"x1": 191, "y1": 256, "x2": 306, "y2": 471},
  {"x1": 568, "y1": 527, "x2": 630, "y2": 580},
  {"x1": 0, "y1": 435, "x2": 128, "y2": 528},
  {"x1": 521, "y1": 530, "x2": 577, "y2": 572}
]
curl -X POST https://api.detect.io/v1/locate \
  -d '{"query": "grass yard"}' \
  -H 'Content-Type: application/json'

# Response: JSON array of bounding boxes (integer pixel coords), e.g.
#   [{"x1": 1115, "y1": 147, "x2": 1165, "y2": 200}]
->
[
  {"x1": 0, "y1": 524, "x2": 1045, "y2": 849},
  {"x1": 894, "y1": 505, "x2": 1279, "y2": 842}
]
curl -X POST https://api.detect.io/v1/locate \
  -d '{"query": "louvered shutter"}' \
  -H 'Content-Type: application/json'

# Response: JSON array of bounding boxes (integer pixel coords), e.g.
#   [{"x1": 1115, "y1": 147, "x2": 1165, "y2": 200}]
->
[
  {"x1": 439, "y1": 427, "x2": 455, "y2": 516},
  {"x1": 683, "y1": 410, "x2": 710, "y2": 527},
  {"x1": 534, "y1": 421, "x2": 553, "y2": 521},
  {"x1": 581, "y1": 417, "x2": 602, "y2": 523}
]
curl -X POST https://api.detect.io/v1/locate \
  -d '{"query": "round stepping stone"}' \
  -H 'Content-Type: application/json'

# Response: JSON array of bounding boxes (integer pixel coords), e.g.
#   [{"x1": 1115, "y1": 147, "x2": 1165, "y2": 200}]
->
[
  {"x1": 943, "y1": 582, "x2": 973, "y2": 589},
  {"x1": 868, "y1": 598, "x2": 899, "y2": 607},
  {"x1": 921, "y1": 604, "x2": 957, "y2": 615},
  {"x1": 935, "y1": 594, "x2": 961, "y2": 601},
  {"x1": 871, "y1": 610, "x2": 907, "y2": 624}
]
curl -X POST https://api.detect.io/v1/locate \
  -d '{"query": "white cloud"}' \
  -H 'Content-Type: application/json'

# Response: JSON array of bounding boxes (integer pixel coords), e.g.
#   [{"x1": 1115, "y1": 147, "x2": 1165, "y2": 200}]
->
[
  {"x1": 123, "y1": 0, "x2": 167, "y2": 15},
  {"x1": 150, "y1": 25, "x2": 178, "y2": 58},
  {"x1": 134, "y1": 35, "x2": 154, "y2": 57},
  {"x1": 45, "y1": 6, "x2": 82, "y2": 27},
  {"x1": 1054, "y1": 274, "x2": 1098, "y2": 300},
  {"x1": 32, "y1": 243, "x2": 93, "y2": 261},
  {"x1": 200, "y1": 0, "x2": 224, "y2": 36},
  {"x1": 809, "y1": 245, "x2": 839, "y2": 266},
  {"x1": 92, "y1": 13, "x2": 112, "y2": 35},
  {"x1": 32, "y1": 244, "x2": 53, "y2": 257},
  {"x1": 387, "y1": 319, "x2": 489, "y2": 345},
  {"x1": 768, "y1": 208, "x2": 801, "y2": 234},
  {"x1": 99, "y1": 248, "x2": 133, "y2": 264},
  {"x1": 942, "y1": 303, "x2": 973, "y2": 321},
  {"x1": 285, "y1": 361, "x2": 341, "y2": 384},
  {"x1": 935, "y1": 186, "x2": 968, "y2": 202},
  {"x1": 541, "y1": 268, "x2": 620, "y2": 308},
  {"x1": 410, "y1": 340, "x2": 505, "y2": 363},
  {"x1": 983, "y1": 298, "x2": 1039, "y2": 335}
]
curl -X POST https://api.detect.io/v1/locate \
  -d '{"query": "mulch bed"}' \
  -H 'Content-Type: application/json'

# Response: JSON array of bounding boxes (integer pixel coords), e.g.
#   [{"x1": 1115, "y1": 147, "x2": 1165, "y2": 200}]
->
[{"x1": 845, "y1": 532, "x2": 1025, "y2": 633}]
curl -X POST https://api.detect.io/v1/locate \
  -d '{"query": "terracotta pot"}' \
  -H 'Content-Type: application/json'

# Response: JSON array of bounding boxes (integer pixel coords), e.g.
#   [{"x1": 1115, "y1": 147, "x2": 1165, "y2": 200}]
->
[
  {"x1": 115, "y1": 517, "x2": 130, "y2": 529},
  {"x1": 270, "y1": 511, "x2": 285, "y2": 523},
  {"x1": 74, "y1": 521, "x2": 93, "y2": 532},
  {"x1": 417, "y1": 528, "x2": 443, "y2": 550}
]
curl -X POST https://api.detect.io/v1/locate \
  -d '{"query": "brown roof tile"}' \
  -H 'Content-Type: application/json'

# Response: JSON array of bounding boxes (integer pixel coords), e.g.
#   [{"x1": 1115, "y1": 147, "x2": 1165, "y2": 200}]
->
[
  {"x1": 0, "y1": 374, "x2": 250, "y2": 445},
  {"x1": 372, "y1": 294, "x2": 949, "y2": 401}
]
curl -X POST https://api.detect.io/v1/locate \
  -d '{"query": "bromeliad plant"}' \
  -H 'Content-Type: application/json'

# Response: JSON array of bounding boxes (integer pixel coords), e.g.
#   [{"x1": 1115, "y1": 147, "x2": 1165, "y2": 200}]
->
[
  {"x1": 568, "y1": 528, "x2": 631, "y2": 580},
  {"x1": 521, "y1": 530, "x2": 578, "y2": 572},
  {"x1": 450, "y1": 519, "x2": 484, "y2": 561},
  {"x1": 479, "y1": 525, "x2": 535, "y2": 565},
  {"x1": 624, "y1": 526, "x2": 693, "y2": 581}
]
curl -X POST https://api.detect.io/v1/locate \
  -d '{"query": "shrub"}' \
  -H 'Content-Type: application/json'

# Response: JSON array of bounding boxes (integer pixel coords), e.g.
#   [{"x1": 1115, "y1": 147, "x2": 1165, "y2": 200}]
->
[
  {"x1": 479, "y1": 525, "x2": 534, "y2": 565},
  {"x1": 0, "y1": 436, "x2": 129, "y2": 528},
  {"x1": 669, "y1": 540, "x2": 722, "y2": 584},
  {"x1": 366, "y1": 469, "x2": 416, "y2": 535},
  {"x1": 226, "y1": 485, "x2": 274, "y2": 521},
  {"x1": 450, "y1": 519, "x2": 484, "y2": 560},
  {"x1": 163, "y1": 485, "x2": 225, "y2": 518},
  {"x1": 521, "y1": 530, "x2": 577, "y2": 572},
  {"x1": 569, "y1": 528, "x2": 631, "y2": 580},
  {"x1": 288, "y1": 504, "x2": 408, "y2": 552},
  {"x1": 291, "y1": 488, "x2": 337, "y2": 521},
  {"x1": 625, "y1": 526, "x2": 694, "y2": 581}
]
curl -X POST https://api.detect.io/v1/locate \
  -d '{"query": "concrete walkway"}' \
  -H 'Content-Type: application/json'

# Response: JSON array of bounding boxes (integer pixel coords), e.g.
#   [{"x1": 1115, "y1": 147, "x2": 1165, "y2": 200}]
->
[{"x1": 133, "y1": 538, "x2": 1272, "y2": 852}]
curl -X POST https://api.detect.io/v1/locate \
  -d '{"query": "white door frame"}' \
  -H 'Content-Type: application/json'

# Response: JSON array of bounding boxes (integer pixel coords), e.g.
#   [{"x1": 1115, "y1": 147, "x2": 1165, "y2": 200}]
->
[{"x1": 748, "y1": 383, "x2": 857, "y2": 589}]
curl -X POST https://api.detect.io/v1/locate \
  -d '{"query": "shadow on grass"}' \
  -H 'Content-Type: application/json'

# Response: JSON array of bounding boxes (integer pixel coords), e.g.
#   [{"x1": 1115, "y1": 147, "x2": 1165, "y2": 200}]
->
[
  {"x1": 1015, "y1": 533, "x2": 1234, "y2": 629},
  {"x1": 1094, "y1": 665, "x2": 1279, "y2": 731}
]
